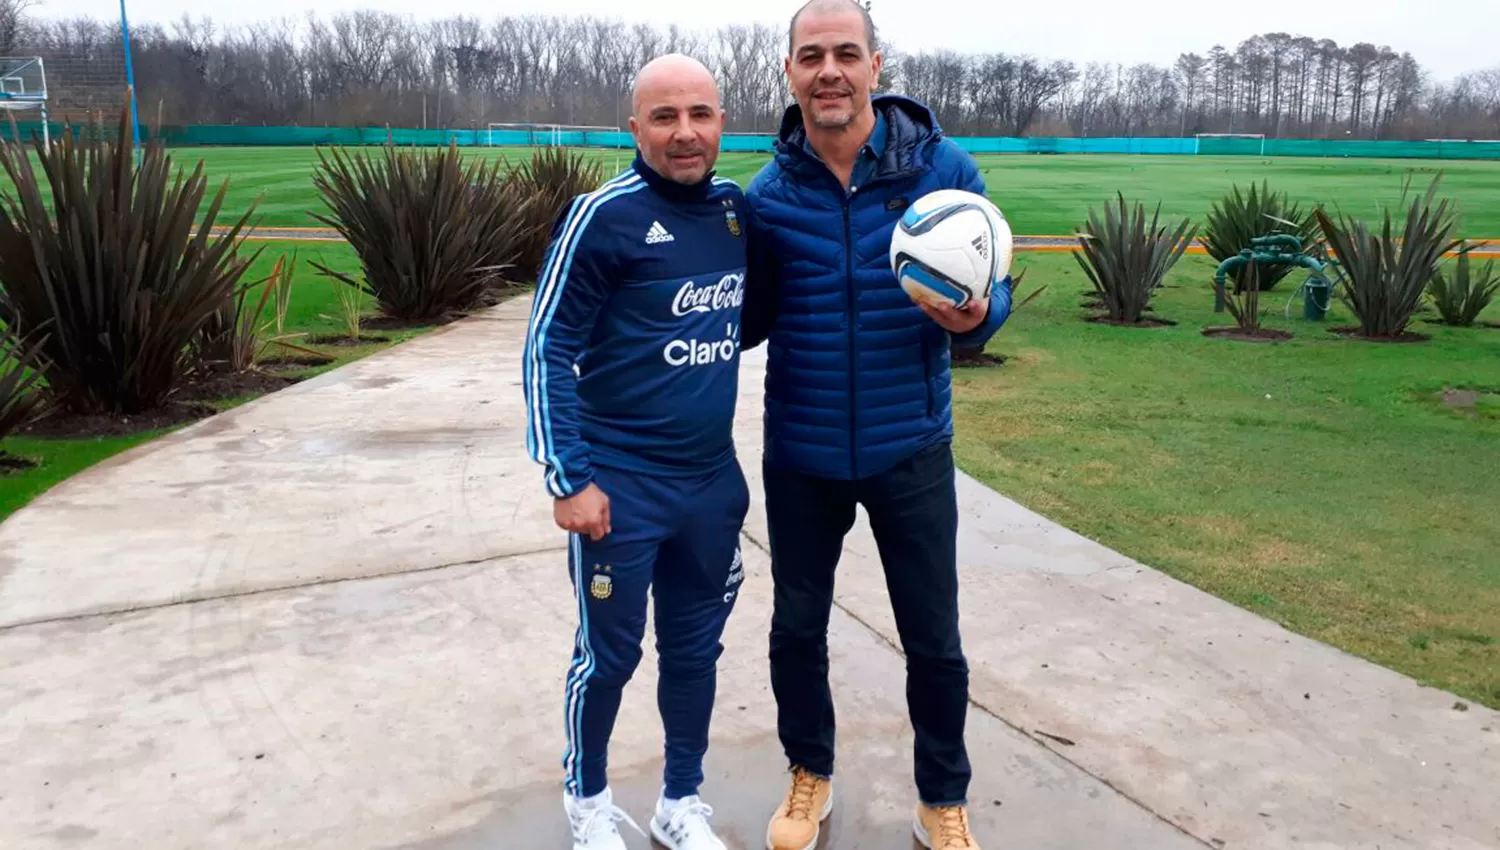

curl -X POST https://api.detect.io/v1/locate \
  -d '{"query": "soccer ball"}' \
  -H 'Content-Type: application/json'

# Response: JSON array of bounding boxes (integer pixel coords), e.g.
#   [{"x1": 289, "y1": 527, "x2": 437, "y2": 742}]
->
[{"x1": 889, "y1": 189, "x2": 1013, "y2": 310}]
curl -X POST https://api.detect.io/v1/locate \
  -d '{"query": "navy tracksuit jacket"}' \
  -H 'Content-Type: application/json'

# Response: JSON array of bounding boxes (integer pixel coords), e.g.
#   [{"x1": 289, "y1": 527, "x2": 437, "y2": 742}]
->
[{"x1": 522, "y1": 152, "x2": 750, "y2": 801}]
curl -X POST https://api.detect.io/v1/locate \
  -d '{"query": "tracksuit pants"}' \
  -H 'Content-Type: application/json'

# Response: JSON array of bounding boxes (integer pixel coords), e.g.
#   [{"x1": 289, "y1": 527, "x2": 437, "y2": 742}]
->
[
  {"x1": 562, "y1": 459, "x2": 750, "y2": 801},
  {"x1": 763, "y1": 439, "x2": 972, "y2": 806}
]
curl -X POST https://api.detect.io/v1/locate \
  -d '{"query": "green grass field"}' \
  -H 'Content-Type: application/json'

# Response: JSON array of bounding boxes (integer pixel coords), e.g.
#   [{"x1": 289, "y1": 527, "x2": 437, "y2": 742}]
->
[
  {"x1": 137, "y1": 146, "x2": 1500, "y2": 239},
  {"x1": 954, "y1": 251, "x2": 1500, "y2": 708}
]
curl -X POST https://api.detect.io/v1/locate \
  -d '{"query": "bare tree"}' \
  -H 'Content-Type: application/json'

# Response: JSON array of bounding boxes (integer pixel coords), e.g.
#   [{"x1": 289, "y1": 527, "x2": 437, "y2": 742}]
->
[{"x1": 3, "y1": 1, "x2": 1493, "y2": 142}]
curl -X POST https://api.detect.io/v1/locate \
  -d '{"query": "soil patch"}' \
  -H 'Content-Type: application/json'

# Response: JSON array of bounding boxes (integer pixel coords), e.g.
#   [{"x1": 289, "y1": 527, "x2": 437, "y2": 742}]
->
[
  {"x1": 14, "y1": 368, "x2": 303, "y2": 439},
  {"x1": 1080, "y1": 300, "x2": 1155, "y2": 312},
  {"x1": 1437, "y1": 387, "x2": 1499, "y2": 417},
  {"x1": 307, "y1": 334, "x2": 392, "y2": 346},
  {"x1": 1327, "y1": 325, "x2": 1430, "y2": 343},
  {"x1": 1202, "y1": 326, "x2": 1294, "y2": 343},
  {"x1": 1085, "y1": 315, "x2": 1177, "y2": 328},
  {"x1": 952, "y1": 351, "x2": 1008, "y2": 368},
  {"x1": 1421, "y1": 318, "x2": 1500, "y2": 329},
  {"x1": 358, "y1": 314, "x2": 450, "y2": 332},
  {"x1": 0, "y1": 453, "x2": 39, "y2": 475},
  {"x1": 1441, "y1": 389, "x2": 1483, "y2": 410},
  {"x1": 17, "y1": 401, "x2": 217, "y2": 439},
  {"x1": 259, "y1": 354, "x2": 335, "y2": 370},
  {"x1": 174, "y1": 370, "x2": 303, "y2": 403}
]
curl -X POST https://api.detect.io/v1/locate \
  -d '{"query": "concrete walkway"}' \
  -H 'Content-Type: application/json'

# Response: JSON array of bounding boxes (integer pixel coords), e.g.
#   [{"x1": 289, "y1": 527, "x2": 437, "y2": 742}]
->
[{"x1": 1, "y1": 295, "x2": 1496, "y2": 850}]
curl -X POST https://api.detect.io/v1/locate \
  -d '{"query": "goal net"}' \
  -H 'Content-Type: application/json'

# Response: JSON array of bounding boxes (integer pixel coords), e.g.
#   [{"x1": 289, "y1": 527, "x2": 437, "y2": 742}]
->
[
  {"x1": 486, "y1": 122, "x2": 624, "y2": 148},
  {"x1": 1194, "y1": 133, "x2": 1267, "y2": 156},
  {"x1": 0, "y1": 57, "x2": 49, "y2": 145},
  {"x1": 0, "y1": 44, "x2": 131, "y2": 146}
]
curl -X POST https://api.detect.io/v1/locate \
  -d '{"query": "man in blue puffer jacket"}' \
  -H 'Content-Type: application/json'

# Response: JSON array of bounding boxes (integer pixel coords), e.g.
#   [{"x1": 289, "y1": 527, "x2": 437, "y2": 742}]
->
[{"x1": 739, "y1": 2, "x2": 1011, "y2": 849}]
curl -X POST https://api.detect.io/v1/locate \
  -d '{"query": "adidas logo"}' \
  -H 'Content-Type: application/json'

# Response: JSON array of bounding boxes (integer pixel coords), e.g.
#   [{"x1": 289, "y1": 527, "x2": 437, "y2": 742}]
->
[
  {"x1": 972, "y1": 233, "x2": 989, "y2": 260},
  {"x1": 645, "y1": 221, "x2": 674, "y2": 244}
]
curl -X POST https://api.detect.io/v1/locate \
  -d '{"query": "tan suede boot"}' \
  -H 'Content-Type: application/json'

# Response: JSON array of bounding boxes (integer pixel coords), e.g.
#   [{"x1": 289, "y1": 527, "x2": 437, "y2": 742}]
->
[
  {"x1": 913, "y1": 802, "x2": 980, "y2": 850},
  {"x1": 764, "y1": 766, "x2": 832, "y2": 850}
]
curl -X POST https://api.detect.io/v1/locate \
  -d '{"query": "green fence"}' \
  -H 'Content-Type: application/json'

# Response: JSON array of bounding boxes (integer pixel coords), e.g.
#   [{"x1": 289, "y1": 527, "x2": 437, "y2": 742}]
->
[{"x1": 4, "y1": 121, "x2": 1499, "y2": 160}]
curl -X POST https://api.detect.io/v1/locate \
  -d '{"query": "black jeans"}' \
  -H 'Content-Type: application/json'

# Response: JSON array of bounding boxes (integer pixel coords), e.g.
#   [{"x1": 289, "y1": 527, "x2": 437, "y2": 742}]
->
[{"x1": 764, "y1": 439, "x2": 971, "y2": 805}]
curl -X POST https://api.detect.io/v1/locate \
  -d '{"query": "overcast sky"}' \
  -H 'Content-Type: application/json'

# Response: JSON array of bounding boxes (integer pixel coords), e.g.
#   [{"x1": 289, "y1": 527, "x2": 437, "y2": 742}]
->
[{"x1": 35, "y1": 0, "x2": 1495, "y2": 83}]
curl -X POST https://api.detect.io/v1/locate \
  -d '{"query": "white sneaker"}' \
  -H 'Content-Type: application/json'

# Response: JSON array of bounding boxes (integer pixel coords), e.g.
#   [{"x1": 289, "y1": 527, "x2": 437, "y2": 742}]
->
[
  {"x1": 651, "y1": 794, "x2": 728, "y2": 850},
  {"x1": 564, "y1": 787, "x2": 645, "y2": 850}
]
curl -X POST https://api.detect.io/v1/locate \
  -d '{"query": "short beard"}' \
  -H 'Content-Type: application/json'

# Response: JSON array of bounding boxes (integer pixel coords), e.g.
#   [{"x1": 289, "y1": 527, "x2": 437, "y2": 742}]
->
[
  {"x1": 810, "y1": 108, "x2": 853, "y2": 129},
  {"x1": 807, "y1": 96, "x2": 864, "y2": 131}
]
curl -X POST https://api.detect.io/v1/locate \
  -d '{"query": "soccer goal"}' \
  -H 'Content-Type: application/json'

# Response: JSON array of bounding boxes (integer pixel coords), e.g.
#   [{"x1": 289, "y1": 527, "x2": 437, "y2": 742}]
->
[
  {"x1": 486, "y1": 122, "x2": 622, "y2": 148},
  {"x1": 1194, "y1": 133, "x2": 1267, "y2": 156},
  {"x1": 0, "y1": 57, "x2": 50, "y2": 146}
]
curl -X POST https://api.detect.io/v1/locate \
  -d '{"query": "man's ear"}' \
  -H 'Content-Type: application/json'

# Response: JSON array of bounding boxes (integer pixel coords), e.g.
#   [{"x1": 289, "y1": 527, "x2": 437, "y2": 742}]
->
[{"x1": 871, "y1": 50, "x2": 884, "y2": 82}]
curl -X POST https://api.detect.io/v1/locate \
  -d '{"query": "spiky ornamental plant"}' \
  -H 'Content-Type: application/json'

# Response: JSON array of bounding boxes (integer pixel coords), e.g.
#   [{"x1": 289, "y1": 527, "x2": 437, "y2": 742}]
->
[
  {"x1": 310, "y1": 141, "x2": 540, "y2": 322},
  {"x1": 508, "y1": 146, "x2": 605, "y2": 284},
  {"x1": 1427, "y1": 245, "x2": 1500, "y2": 327},
  {"x1": 1314, "y1": 176, "x2": 1461, "y2": 339},
  {"x1": 0, "y1": 325, "x2": 49, "y2": 444},
  {"x1": 1202, "y1": 181, "x2": 1321, "y2": 293},
  {"x1": 0, "y1": 101, "x2": 259, "y2": 415},
  {"x1": 1073, "y1": 193, "x2": 1196, "y2": 324}
]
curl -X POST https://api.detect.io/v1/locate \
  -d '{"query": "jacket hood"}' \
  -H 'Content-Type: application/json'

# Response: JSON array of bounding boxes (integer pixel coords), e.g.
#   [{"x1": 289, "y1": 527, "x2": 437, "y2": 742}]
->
[{"x1": 773, "y1": 93, "x2": 944, "y2": 179}]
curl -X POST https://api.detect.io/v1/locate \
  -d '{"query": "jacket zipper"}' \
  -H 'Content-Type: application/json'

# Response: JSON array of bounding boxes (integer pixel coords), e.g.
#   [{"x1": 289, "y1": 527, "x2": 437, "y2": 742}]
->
[
  {"x1": 843, "y1": 189, "x2": 858, "y2": 481},
  {"x1": 795, "y1": 144, "x2": 912, "y2": 481}
]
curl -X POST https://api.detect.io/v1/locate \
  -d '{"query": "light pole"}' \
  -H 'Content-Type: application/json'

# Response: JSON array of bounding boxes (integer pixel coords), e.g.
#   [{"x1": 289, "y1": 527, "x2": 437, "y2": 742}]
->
[{"x1": 119, "y1": 0, "x2": 142, "y2": 163}]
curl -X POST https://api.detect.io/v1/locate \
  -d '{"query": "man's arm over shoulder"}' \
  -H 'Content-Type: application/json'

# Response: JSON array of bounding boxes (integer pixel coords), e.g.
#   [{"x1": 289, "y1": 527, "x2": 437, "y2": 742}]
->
[
  {"x1": 522, "y1": 193, "x2": 617, "y2": 498},
  {"x1": 941, "y1": 143, "x2": 1012, "y2": 348}
]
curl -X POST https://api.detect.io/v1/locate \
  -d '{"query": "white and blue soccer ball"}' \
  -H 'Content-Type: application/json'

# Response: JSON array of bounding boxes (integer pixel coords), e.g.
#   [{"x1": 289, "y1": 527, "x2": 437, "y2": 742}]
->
[{"x1": 889, "y1": 189, "x2": 1013, "y2": 310}]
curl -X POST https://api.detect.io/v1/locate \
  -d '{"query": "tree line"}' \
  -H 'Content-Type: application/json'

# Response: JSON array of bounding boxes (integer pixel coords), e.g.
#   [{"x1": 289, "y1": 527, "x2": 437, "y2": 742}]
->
[{"x1": 6, "y1": 4, "x2": 1499, "y2": 141}]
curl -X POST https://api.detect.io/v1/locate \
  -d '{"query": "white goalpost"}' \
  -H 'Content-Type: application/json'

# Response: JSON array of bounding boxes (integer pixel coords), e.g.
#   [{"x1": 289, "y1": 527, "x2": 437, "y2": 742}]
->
[
  {"x1": 0, "y1": 57, "x2": 50, "y2": 147},
  {"x1": 486, "y1": 122, "x2": 620, "y2": 148},
  {"x1": 1194, "y1": 132, "x2": 1267, "y2": 156}
]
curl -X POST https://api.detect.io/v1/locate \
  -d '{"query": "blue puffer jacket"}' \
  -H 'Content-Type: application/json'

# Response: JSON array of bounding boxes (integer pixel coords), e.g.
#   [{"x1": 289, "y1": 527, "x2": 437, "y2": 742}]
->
[{"x1": 741, "y1": 94, "x2": 1011, "y2": 481}]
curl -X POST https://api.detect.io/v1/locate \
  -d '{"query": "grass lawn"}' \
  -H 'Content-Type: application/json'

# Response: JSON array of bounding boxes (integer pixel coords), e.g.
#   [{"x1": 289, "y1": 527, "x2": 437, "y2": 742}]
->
[
  {"x1": 19, "y1": 146, "x2": 1495, "y2": 240},
  {"x1": 0, "y1": 239, "x2": 449, "y2": 523},
  {"x1": 952, "y1": 251, "x2": 1500, "y2": 709}
]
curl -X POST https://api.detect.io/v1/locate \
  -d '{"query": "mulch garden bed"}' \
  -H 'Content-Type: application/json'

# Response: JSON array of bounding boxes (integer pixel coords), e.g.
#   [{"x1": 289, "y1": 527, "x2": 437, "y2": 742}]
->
[
  {"x1": 1326, "y1": 325, "x2": 1430, "y2": 343},
  {"x1": 1085, "y1": 315, "x2": 1177, "y2": 328},
  {"x1": 173, "y1": 370, "x2": 304, "y2": 402},
  {"x1": 305, "y1": 334, "x2": 392, "y2": 346},
  {"x1": 17, "y1": 401, "x2": 219, "y2": 439},
  {"x1": 359, "y1": 314, "x2": 452, "y2": 331},
  {"x1": 260, "y1": 354, "x2": 336, "y2": 370},
  {"x1": 1202, "y1": 326, "x2": 1294, "y2": 343},
  {"x1": 1420, "y1": 319, "x2": 1500, "y2": 329},
  {"x1": 14, "y1": 369, "x2": 305, "y2": 440}
]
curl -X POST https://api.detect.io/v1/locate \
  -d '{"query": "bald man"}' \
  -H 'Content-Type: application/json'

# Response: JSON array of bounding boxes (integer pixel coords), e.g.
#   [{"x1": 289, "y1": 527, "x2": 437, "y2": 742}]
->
[{"x1": 523, "y1": 53, "x2": 748, "y2": 850}]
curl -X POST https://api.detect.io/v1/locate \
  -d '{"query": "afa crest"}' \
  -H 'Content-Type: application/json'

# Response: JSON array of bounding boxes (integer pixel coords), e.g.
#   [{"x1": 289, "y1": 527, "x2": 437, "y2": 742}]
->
[
  {"x1": 723, "y1": 198, "x2": 742, "y2": 237},
  {"x1": 589, "y1": 565, "x2": 613, "y2": 600}
]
